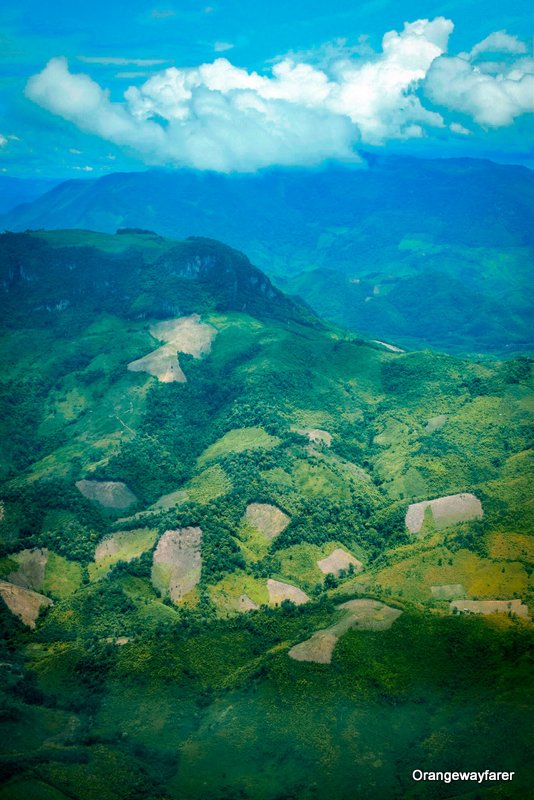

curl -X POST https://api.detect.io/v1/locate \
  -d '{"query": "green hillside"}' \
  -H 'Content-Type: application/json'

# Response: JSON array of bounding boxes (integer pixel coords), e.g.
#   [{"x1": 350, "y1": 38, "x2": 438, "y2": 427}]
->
[
  {"x1": 0, "y1": 230, "x2": 532, "y2": 799},
  {"x1": 2, "y1": 156, "x2": 533, "y2": 353}
]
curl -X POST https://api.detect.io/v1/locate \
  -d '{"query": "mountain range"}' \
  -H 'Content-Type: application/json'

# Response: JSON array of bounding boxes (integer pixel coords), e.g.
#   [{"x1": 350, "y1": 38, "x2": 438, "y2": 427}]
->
[
  {"x1": 3, "y1": 155, "x2": 533, "y2": 354},
  {"x1": 0, "y1": 228, "x2": 532, "y2": 799}
]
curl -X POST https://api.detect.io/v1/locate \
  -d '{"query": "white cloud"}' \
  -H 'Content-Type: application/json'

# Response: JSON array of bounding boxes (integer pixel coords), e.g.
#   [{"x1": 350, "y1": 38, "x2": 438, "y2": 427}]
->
[
  {"x1": 449, "y1": 122, "x2": 470, "y2": 135},
  {"x1": 78, "y1": 56, "x2": 168, "y2": 66},
  {"x1": 470, "y1": 30, "x2": 527, "y2": 60},
  {"x1": 0, "y1": 134, "x2": 7, "y2": 147},
  {"x1": 214, "y1": 42, "x2": 234, "y2": 53},
  {"x1": 25, "y1": 18, "x2": 534, "y2": 172},
  {"x1": 424, "y1": 54, "x2": 534, "y2": 128}
]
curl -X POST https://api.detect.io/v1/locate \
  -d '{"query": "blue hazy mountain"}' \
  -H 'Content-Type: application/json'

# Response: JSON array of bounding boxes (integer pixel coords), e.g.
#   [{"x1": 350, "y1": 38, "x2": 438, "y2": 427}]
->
[{"x1": 2, "y1": 154, "x2": 533, "y2": 353}]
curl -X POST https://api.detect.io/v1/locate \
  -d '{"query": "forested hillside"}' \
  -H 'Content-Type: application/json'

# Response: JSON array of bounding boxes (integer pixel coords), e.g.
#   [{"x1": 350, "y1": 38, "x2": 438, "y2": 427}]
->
[
  {"x1": 3, "y1": 156, "x2": 533, "y2": 353},
  {"x1": 0, "y1": 230, "x2": 532, "y2": 799}
]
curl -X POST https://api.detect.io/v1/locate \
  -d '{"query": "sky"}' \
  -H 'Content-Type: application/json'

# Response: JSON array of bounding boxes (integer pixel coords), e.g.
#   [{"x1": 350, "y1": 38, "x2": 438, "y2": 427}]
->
[{"x1": 0, "y1": 0, "x2": 533, "y2": 178}]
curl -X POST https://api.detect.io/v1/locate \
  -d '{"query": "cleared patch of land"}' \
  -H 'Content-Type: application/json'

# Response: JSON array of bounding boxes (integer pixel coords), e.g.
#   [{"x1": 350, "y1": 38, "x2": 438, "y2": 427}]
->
[
  {"x1": 425, "y1": 414, "x2": 448, "y2": 433},
  {"x1": 372, "y1": 340, "x2": 405, "y2": 353},
  {"x1": 0, "y1": 580, "x2": 53, "y2": 628},
  {"x1": 7, "y1": 548, "x2": 48, "y2": 591},
  {"x1": 267, "y1": 578, "x2": 310, "y2": 606},
  {"x1": 289, "y1": 631, "x2": 338, "y2": 664},
  {"x1": 450, "y1": 599, "x2": 530, "y2": 618},
  {"x1": 406, "y1": 493, "x2": 483, "y2": 534},
  {"x1": 431, "y1": 584, "x2": 465, "y2": 600},
  {"x1": 337, "y1": 599, "x2": 403, "y2": 631},
  {"x1": 289, "y1": 599, "x2": 402, "y2": 663},
  {"x1": 152, "y1": 527, "x2": 202, "y2": 603},
  {"x1": 208, "y1": 571, "x2": 268, "y2": 613},
  {"x1": 90, "y1": 528, "x2": 158, "y2": 580},
  {"x1": 3, "y1": 549, "x2": 82, "y2": 599},
  {"x1": 317, "y1": 548, "x2": 362, "y2": 577},
  {"x1": 235, "y1": 595, "x2": 259, "y2": 612},
  {"x1": 76, "y1": 480, "x2": 138, "y2": 510},
  {"x1": 245, "y1": 503, "x2": 290, "y2": 539},
  {"x1": 128, "y1": 314, "x2": 216, "y2": 383},
  {"x1": 294, "y1": 428, "x2": 333, "y2": 447}
]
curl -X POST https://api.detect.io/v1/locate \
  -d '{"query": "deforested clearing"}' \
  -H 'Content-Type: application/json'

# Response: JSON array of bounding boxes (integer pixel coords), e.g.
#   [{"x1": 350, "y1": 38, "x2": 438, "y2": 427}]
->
[
  {"x1": 317, "y1": 548, "x2": 362, "y2": 577},
  {"x1": 425, "y1": 414, "x2": 448, "y2": 433},
  {"x1": 7, "y1": 548, "x2": 48, "y2": 591},
  {"x1": 431, "y1": 584, "x2": 465, "y2": 600},
  {"x1": 289, "y1": 599, "x2": 403, "y2": 664},
  {"x1": 406, "y1": 493, "x2": 483, "y2": 534},
  {"x1": 128, "y1": 343, "x2": 186, "y2": 383},
  {"x1": 245, "y1": 503, "x2": 290, "y2": 539},
  {"x1": 337, "y1": 599, "x2": 403, "y2": 631},
  {"x1": 450, "y1": 599, "x2": 530, "y2": 618},
  {"x1": 128, "y1": 314, "x2": 216, "y2": 383},
  {"x1": 235, "y1": 594, "x2": 259, "y2": 612},
  {"x1": 289, "y1": 631, "x2": 338, "y2": 663},
  {"x1": 76, "y1": 480, "x2": 138, "y2": 510},
  {"x1": 91, "y1": 528, "x2": 158, "y2": 580},
  {"x1": 0, "y1": 580, "x2": 53, "y2": 628},
  {"x1": 295, "y1": 428, "x2": 333, "y2": 446},
  {"x1": 152, "y1": 527, "x2": 202, "y2": 603},
  {"x1": 267, "y1": 578, "x2": 309, "y2": 606}
]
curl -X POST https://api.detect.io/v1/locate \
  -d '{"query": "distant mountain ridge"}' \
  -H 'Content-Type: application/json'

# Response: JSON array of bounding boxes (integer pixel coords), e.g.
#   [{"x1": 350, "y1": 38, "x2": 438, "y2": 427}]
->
[{"x1": 2, "y1": 155, "x2": 533, "y2": 353}]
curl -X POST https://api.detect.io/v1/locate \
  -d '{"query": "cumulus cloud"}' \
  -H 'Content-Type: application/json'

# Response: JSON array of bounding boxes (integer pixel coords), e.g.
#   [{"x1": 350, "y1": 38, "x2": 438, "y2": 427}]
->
[
  {"x1": 469, "y1": 30, "x2": 527, "y2": 60},
  {"x1": 0, "y1": 134, "x2": 7, "y2": 147},
  {"x1": 424, "y1": 56, "x2": 534, "y2": 128},
  {"x1": 25, "y1": 17, "x2": 534, "y2": 172}
]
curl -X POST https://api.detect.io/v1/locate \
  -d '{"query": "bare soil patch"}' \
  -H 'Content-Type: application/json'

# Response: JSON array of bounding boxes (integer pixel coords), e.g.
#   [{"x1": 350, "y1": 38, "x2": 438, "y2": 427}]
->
[
  {"x1": 450, "y1": 599, "x2": 529, "y2": 619},
  {"x1": 0, "y1": 580, "x2": 52, "y2": 628},
  {"x1": 406, "y1": 493, "x2": 483, "y2": 534},
  {"x1": 288, "y1": 598, "x2": 402, "y2": 664},
  {"x1": 337, "y1": 599, "x2": 403, "y2": 631},
  {"x1": 76, "y1": 480, "x2": 138, "y2": 510},
  {"x1": 152, "y1": 527, "x2": 202, "y2": 603},
  {"x1": 289, "y1": 631, "x2": 338, "y2": 663},
  {"x1": 245, "y1": 503, "x2": 290, "y2": 539},
  {"x1": 235, "y1": 594, "x2": 259, "y2": 612},
  {"x1": 128, "y1": 314, "x2": 216, "y2": 383},
  {"x1": 425, "y1": 415, "x2": 448, "y2": 433},
  {"x1": 295, "y1": 428, "x2": 332, "y2": 447},
  {"x1": 317, "y1": 548, "x2": 362, "y2": 577},
  {"x1": 8, "y1": 548, "x2": 48, "y2": 591},
  {"x1": 267, "y1": 579, "x2": 309, "y2": 606}
]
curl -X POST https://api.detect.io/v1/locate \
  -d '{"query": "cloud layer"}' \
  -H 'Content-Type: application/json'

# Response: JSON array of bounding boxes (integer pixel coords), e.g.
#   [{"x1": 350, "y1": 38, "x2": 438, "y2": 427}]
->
[{"x1": 25, "y1": 18, "x2": 534, "y2": 172}]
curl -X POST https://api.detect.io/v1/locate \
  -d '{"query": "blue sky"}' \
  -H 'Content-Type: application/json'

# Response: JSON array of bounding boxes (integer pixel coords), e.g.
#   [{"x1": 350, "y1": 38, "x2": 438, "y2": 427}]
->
[{"x1": 1, "y1": 1, "x2": 533, "y2": 177}]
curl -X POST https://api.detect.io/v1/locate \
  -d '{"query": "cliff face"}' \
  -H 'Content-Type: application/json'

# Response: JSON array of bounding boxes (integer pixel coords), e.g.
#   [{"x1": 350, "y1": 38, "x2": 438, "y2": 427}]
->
[{"x1": 0, "y1": 231, "x2": 312, "y2": 325}]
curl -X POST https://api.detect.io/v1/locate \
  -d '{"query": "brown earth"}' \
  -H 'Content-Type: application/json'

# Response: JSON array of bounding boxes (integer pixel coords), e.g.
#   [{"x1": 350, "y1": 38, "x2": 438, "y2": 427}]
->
[
  {"x1": 76, "y1": 480, "x2": 137, "y2": 510},
  {"x1": 450, "y1": 599, "x2": 530, "y2": 618},
  {"x1": 317, "y1": 548, "x2": 363, "y2": 577},
  {"x1": 406, "y1": 493, "x2": 483, "y2": 534},
  {"x1": 245, "y1": 503, "x2": 290, "y2": 539},
  {"x1": 0, "y1": 580, "x2": 53, "y2": 628},
  {"x1": 267, "y1": 579, "x2": 310, "y2": 606},
  {"x1": 152, "y1": 527, "x2": 202, "y2": 603}
]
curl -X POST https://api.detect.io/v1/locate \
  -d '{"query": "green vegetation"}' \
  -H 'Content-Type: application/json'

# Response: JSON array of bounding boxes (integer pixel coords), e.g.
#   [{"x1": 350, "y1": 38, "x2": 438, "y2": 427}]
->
[{"x1": 0, "y1": 229, "x2": 532, "y2": 798}]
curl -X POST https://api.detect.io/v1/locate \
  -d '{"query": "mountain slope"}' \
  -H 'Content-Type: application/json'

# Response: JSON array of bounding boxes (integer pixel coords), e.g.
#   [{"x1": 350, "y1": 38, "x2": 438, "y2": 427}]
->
[
  {"x1": 0, "y1": 230, "x2": 532, "y2": 800},
  {"x1": 3, "y1": 155, "x2": 533, "y2": 353}
]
